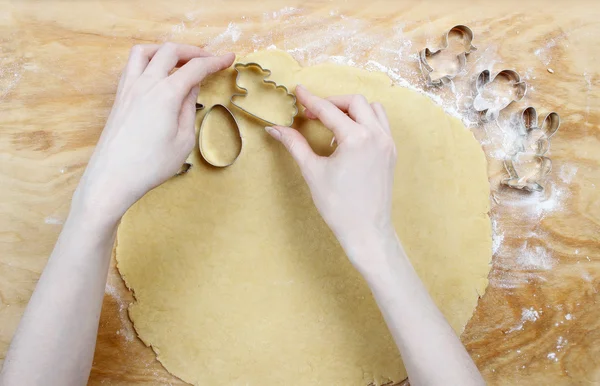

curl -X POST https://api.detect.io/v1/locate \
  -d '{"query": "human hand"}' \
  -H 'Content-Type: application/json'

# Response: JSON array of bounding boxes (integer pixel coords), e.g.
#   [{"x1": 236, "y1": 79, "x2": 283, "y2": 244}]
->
[
  {"x1": 73, "y1": 43, "x2": 235, "y2": 225},
  {"x1": 266, "y1": 86, "x2": 397, "y2": 267}
]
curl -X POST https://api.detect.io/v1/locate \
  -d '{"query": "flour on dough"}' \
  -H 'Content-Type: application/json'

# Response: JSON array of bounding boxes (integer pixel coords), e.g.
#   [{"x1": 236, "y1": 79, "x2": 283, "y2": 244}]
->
[{"x1": 117, "y1": 50, "x2": 491, "y2": 386}]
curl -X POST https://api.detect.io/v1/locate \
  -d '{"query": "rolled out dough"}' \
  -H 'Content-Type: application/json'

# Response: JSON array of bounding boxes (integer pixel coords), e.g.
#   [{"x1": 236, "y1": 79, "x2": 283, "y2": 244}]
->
[{"x1": 116, "y1": 50, "x2": 491, "y2": 386}]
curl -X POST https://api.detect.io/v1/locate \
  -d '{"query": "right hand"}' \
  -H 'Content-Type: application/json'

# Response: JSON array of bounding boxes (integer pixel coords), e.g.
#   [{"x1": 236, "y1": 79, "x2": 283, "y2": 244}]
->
[{"x1": 266, "y1": 85, "x2": 397, "y2": 267}]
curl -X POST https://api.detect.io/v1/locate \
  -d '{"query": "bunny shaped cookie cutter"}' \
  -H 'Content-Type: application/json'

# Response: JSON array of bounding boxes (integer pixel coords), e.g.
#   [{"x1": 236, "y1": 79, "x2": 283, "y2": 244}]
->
[
  {"x1": 418, "y1": 25, "x2": 477, "y2": 87},
  {"x1": 502, "y1": 107, "x2": 561, "y2": 192}
]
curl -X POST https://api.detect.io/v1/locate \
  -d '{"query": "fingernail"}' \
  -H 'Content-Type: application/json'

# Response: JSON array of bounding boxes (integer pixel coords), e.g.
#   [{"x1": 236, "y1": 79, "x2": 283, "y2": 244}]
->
[
  {"x1": 191, "y1": 85, "x2": 200, "y2": 99},
  {"x1": 296, "y1": 84, "x2": 304, "y2": 90},
  {"x1": 265, "y1": 126, "x2": 281, "y2": 140}
]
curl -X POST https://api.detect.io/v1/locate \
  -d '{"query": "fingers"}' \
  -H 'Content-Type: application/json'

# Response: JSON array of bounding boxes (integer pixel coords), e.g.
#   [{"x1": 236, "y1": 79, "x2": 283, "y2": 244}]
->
[
  {"x1": 118, "y1": 44, "x2": 161, "y2": 94},
  {"x1": 166, "y1": 53, "x2": 235, "y2": 98},
  {"x1": 371, "y1": 102, "x2": 391, "y2": 132},
  {"x1": 296, "y1": 85, "x2": 355, "y2": 141},
  {"x1": 303, "y1": 91, "x2": 391, "y2": 134},
  {"x1": 177, "y1": 85, "x2": 200, "y2": 137},
  {"x1": 143, "y1": 43, "x2": 214, "y2": 78},
  {"x1": 124, "y1": 44, "x2": 161, "y2": 78},
  {"x1": 265, "y1": 126, "x2": 317, "y2": 168},
  {"x1": 324, "y1": 95, "x2": 380, "y2": 127}
]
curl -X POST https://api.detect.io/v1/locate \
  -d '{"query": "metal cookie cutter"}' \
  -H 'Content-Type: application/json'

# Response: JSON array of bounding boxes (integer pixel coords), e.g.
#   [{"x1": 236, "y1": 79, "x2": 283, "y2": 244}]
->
[
  {"x1": 175, "y1": 162, "x2": 192, "y2": 176},
  {"x1": 230, "y1": 62, "x2": 298, "y2": 126},
  {"x1": 198, "y1": 104, "x2": 243, "y2": 168},
  {"x1": 418, "y1": 25, "x2": 477, "y2": 87},
  {"x1": 502, "y1": 107, "x2": 561, "y2": 192},
  {"x1": 473, "y1": 69, "x2": 527, "y2": 122}
]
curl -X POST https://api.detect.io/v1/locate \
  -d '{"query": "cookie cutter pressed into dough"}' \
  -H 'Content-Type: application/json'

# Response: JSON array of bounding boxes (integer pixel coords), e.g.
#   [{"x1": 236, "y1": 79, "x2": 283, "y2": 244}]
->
[
  {"x1": 175, "y1": 162, "x2": 192, "y2": 176},
  {"x1": 502, "y1": 107, "x2": 561, "y2": 192},
  {"x1": 418, "y1": 25, "x2": 477, "y2": 87},
  {"x1": 198, "y1": 104, "x2": 243, "y2": 168},
  {"x1": 473, "y1": 69, "x2": 527, "y2": 122},
  {"x1": 230, "y1": 62, "x2": 298, "y2": 126}
]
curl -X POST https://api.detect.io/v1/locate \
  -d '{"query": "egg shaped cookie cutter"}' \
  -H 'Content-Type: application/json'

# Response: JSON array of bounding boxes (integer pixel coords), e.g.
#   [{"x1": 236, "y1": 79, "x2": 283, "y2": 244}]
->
[
  {"x1": 419, "y1": 25, "x2": 477, "y2": 87},
  {"x1": 230, "y1": 62, "x2": 298, "y2": 126},
  {"x1": 198, "y1": 104, "x2": 243, "y2": 168}
]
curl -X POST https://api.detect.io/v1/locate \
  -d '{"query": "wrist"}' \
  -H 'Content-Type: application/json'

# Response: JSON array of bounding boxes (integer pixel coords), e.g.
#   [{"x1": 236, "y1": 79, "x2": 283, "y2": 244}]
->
[
  {"x1": 69, "y1": 187, "x2": 123, "y2": 232},
  {"x1": 337, "y1": 226, "x2": 409, "y2": 280}
]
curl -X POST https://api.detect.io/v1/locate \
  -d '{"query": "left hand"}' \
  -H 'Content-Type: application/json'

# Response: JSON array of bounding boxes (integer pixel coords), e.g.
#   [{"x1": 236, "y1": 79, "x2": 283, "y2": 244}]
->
[{"x1": 73, "y1": 43, "x2": 235, "y2": 224}]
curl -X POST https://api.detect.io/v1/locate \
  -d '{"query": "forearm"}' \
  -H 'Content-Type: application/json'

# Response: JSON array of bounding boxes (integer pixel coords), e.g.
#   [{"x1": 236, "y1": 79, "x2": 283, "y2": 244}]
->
[
  {"x1": 1, "y1": 202, "x2": 117, "y2": 385},
  {"x1": 348, "y1": 232, "x2": 484, "y2": 386},
  {"x1": 0, "y1": 43, "x2": 232, "y2": 386}
]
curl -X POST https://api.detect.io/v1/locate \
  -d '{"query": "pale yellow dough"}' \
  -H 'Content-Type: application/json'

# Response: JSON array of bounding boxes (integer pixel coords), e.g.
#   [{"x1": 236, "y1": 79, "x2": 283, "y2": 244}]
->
[{"x1": 117, "y1": 50, "x2": 491, "y2": 386}]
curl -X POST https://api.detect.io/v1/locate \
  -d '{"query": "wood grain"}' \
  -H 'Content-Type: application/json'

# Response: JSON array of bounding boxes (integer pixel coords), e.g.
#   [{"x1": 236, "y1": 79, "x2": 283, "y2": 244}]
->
[{"x1": 0, "y1": 1, "x2": 599, "y2": 385}]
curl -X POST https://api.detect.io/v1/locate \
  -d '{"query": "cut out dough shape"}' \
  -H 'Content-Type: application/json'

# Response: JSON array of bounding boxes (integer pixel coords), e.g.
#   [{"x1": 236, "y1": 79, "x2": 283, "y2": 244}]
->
[{"x1": 117, "y1": 50, "x2": 492, "y2": 386}]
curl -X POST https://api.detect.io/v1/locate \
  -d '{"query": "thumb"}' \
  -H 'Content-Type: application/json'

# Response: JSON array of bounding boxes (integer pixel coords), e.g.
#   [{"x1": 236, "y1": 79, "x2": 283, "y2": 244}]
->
[{"x1": 265, "y1": 126, "x2": 316, "y2": 167}]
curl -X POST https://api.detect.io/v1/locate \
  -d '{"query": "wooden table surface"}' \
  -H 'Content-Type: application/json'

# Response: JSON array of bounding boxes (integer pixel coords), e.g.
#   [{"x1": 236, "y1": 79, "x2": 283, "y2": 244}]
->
[{"x1": 1, "y1": 1, "x2": 599, "y2": 385}]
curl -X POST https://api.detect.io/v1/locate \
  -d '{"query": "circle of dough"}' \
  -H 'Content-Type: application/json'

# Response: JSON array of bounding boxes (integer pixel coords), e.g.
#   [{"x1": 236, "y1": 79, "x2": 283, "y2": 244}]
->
[{"x1": 117, "y1": 50, "x2": 492, "y2": 386}]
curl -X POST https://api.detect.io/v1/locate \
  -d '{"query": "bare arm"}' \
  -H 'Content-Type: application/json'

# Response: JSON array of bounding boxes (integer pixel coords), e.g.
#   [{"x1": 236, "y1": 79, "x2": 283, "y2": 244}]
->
[
  {"x1": 267, "y1": 87, "x2": 485, "y2": 385},
  {"x1": 356, "y1": 233, "x2": 484, "y2": 385},
  {"x1": 0, "y1": 43, "x2": 235, "y2": 386}
]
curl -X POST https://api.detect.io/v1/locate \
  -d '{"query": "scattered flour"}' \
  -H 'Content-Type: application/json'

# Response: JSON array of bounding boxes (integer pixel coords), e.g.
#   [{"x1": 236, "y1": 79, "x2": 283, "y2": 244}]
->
[
  {"x1": 44, "y1": 216, "x2": 64, "y2": 225},
  {"x1": 556, "y1": 336, "x2": 568, "y2": 351},
  {"x1": 502, "y1": 182, "x2": 569, "y2": 219},
  {"x1": 534, "y1": 33, "x2": 568, "y2": 67},
  {"x1": 491, "y1": 217, "x2": 505, "y2": 255},
  {"x1": 559, "y1": 164, "x2": 578, "y2": 184},
  {"x1": 583, "y1": 72, "x2": 593, "y2": 90},
  {"x1": 516, "y1": 242, "x2": 554, "y2": 270},
  {"x1": 565, "y1": 313, "x2": 573, "y2": 321},
  {"x1": 105, "y1": 280, "x2": 135, "y2": 342},
  {"x1": 534, "y1": 39, "x2": 557, "y2": 66},
  {"x1": 171, "y1": 21, "x2": 185, "y2": 35},
  {"x1": 522, "y1": 307, "x2": 541, "y2": 322},
  {"x1": 208, "y1": 22, "x2": 242, "y2": 47},
  {"x1": 583, "y1": 72, "x2": 593, "y2": 119},
  {"x1": 263, "y1": 6, "x2": 300, "y2": 20},
  {"x1": 507, "y1": 307, "x2": 541, "y2": 333},
  {"x1": 0, "y1": 45, "x2": 24, "y2": 100}
]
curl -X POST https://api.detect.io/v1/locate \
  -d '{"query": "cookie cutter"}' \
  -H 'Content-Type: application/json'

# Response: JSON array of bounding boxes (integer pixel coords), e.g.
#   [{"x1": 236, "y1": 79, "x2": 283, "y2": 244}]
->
[
  {"x1": 502, "y1": 107, "x2": 560, "y2": 192},
  {"x1": 230, "y1": 62, "x2": 298, "y2": 126},
  {"x1": 473, "y1": 69, "x2": 527, "y2": 122},
  {"x1": 175, "y1": 162, "x2": 192, "y2": 176},
  {"x1": 418, "y1": 25, "x2": 477, "y2": 87},
  {"x1": 198, "y1": 104, "x2": 243, "y2": 168}
]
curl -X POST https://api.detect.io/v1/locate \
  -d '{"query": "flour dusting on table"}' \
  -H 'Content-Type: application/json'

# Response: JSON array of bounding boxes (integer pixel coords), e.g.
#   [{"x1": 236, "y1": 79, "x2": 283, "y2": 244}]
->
[
  {"x1": 507, "y1": 307, "x2": 542, "y2": 333},
  {"x1": 105, "y1": 276, "x2": 135, "y2": 342}
]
